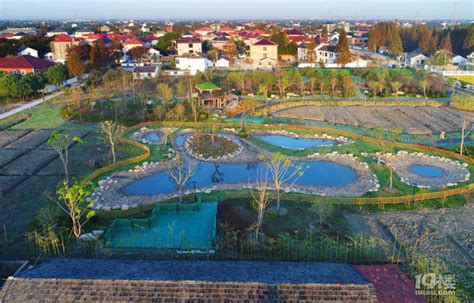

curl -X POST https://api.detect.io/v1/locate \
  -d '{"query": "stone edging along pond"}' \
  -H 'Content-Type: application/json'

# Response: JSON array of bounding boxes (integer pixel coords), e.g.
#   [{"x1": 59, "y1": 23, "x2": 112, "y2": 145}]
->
[{"x1": 83, "y1": 121, "x2": 473, "y2": 208}]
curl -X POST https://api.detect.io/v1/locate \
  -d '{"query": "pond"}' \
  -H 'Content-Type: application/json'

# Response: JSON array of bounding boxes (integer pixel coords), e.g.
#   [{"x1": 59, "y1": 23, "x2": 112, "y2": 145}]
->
[
  {"x1": 144, "y1": 131, "x2": 161, "y2": 143},
  {"x1": 125, "y1": 133, "x2": 358, "y2": 196},
  {"x1": 256, "y1": 134, "x2": 338, "y2": 150},
  {"x1": 410, "y1": 165, "x2": 446, "y2": 178}
]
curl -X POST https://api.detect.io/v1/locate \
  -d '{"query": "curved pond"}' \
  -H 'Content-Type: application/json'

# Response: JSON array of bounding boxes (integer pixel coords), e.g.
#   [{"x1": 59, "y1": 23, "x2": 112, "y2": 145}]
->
[
  {"x1": 410, "y1": 165, "x2": 445, "y2": 178},
  {"x1": 125, "y1": 133, "x2": 358, "y2": 196},
  {"x1": 257, "y1": 134, "x2": 337, "y2": 150},
  {"x1": 144, "y1": 132, "x2": 161, "y2": 143}
]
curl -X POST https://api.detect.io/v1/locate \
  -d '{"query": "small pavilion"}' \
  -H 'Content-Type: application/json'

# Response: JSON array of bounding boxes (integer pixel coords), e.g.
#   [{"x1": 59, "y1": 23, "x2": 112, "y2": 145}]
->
[{"x1": 195, "y1": 82, "x2": 231, "y2": 108}]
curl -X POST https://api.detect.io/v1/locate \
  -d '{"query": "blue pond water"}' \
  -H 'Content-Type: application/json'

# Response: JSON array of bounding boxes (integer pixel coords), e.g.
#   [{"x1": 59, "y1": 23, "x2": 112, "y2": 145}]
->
[
  {"x1": 257, "y1": 134, "x2": 338, "y2": 149},
  {"x1": 125, "y1": 134, "x2": 358, "y2": 195},
  {"x1": 410, "y1": 165, "x2": 445, "y2": 178},
  {"x1": 145, "y1": 132, "x2": 161, "y2": 142}
]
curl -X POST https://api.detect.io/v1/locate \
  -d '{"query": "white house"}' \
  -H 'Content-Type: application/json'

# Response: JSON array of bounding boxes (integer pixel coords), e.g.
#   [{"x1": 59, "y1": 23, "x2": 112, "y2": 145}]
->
[
  {"x1": 17, "y1": 46, "x2": 38, "y2": 57},
  {"x1": 175, "y1": 54, "x2": 212, "y2": 75},
  {"x1": 43, "y1": 52, "x2": 53, "y2": 61},
  {"x1": 132, "y1": 65, "x2": 160, "y2": 79},
  {"x1": 47, "y1": 28, "x2": 68, "y2": 37},
  {"x1": 215, "y1": 57, "x2": 230, "y2": 68},
  {"x1": 316, "y1": 44, "x2": 337, "y2": 64},
  {"x1": 148, "y1": 48, "x2": 161, "y2": 63},
  {"x1": 405, "y1": 51, "x2": 427, "y2": 67},
  {"x1": 123, "y1": 39, "x2": 148, "y2": 51},
  {"x1": 73, "y1": 28, "x2": 94, "y2": 38},
  {"x1": 452, "y1": 55, "x2": 467, "y2": 67}
]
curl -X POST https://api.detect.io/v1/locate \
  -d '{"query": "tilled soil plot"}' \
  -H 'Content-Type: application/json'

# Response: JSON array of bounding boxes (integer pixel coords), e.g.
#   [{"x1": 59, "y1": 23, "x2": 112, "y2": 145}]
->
[
  {"x1": 0, "y1": 149, "x2": 57, "y2": 175},
  {"x1": 0, "y1": 176, "x2": 27, "y2": 196},
  {"x1": 0, "y1": 130, "x2": 30, "y2": 147},
  {"x1": 4, "y1": 129, "x2": 53, "y2": 149},
  {"x1": 0, "y1": 149, "x2": 29, "y2": 168},
  {"x1": 36, "y1": 129, "x2": 90, "y2": 150},
  {"x1": 273, "y1": 105, "x2": 474, "y2": 134}
]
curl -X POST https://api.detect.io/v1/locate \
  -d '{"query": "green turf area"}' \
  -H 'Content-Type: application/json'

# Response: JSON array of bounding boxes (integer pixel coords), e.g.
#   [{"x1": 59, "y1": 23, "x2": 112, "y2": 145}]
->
[{"x1": 12, "y1": 105, "x2": 93, "y2": 130}]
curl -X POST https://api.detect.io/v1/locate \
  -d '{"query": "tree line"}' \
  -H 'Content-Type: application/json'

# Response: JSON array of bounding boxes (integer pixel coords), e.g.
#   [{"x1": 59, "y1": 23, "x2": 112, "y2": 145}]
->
[{"x1": 369, "y1": 22, "x2": 474, "y2": 57}]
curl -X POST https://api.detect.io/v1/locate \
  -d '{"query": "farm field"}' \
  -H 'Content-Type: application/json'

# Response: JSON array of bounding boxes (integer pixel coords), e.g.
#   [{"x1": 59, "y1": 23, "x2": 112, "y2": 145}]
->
[
  {"x1": 450, "y1": 75, "x2": 474, "y2": 85},
  {"x1": 273, "y1": 105, "x2": 474, "y2": 134}
]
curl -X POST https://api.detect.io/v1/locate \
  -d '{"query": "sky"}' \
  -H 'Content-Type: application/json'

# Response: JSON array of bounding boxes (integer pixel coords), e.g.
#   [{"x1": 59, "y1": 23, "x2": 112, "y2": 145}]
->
[{"x1": 0, "y1": 0, "x2": 473, "y2": 20}]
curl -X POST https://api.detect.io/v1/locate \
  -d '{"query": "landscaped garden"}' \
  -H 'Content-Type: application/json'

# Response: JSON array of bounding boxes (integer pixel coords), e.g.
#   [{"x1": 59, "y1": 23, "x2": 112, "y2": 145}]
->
[{"x1": 0, "y1": 66, "x2": 472, "y2": 301}]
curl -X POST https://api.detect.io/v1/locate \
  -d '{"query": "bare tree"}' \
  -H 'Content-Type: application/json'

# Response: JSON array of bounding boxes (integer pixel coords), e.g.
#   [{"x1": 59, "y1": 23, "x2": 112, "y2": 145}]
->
[
  {"x1": 459, "y1": 118, "x2": 472, "y2": 156},
  {"x1": 48, "y1": 131, "x2": 82, "y2": 182},
  {"x1": 250, "y1": 167, "x2": 274, "y2": 241},
  {"x1": 312, "y1": 202, "x2": 334, "y2": 229},
  {"x1": 166, "y1": 155, "x2": 196, "y2": 203},
  {"x1": 265, "y1": 153, "x2": 304, "y2": 214},
  {"x1": 99, "y1": 120, "x2": 122, "y2": 163}
]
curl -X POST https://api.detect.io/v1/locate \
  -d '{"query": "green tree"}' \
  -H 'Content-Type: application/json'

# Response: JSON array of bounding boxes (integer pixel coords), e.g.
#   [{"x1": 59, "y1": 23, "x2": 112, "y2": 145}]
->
[
  {"x1": 45, "y1": 64, "x2": 68, "y2": 90},
  {"x1": 390, "y1": 81, "x2": 402, "y2": 101},
  {"x1": 321, "y1": 26, "x2": 329, "y2": 43},
  {"x1": 52, "y1": 179, "x2": 95, "y2": 239},
  {"x1": 155, "y1": 32, "x2": 181, "y2": 55},
  {"x1": 336, "y1": 29, "x2": 351, "y2": 66}
]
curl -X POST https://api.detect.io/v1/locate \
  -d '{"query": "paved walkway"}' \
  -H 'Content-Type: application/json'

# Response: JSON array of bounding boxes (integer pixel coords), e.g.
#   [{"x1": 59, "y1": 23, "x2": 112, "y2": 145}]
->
[{"x1": 0, "y1": 91, "x2": 64, "y2": 120}]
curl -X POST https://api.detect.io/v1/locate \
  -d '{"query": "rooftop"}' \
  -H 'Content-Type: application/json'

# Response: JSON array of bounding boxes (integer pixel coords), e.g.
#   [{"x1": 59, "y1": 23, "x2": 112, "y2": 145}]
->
[
  {"x1": 253, "y1": 38, "x2": 277, "y2": 46},
  {"x1": 196, "y1": 82, "x2": 221, "y2": 91},
  {"x1": 0, "y1": 55, "x2": 55, "y2": 70}
]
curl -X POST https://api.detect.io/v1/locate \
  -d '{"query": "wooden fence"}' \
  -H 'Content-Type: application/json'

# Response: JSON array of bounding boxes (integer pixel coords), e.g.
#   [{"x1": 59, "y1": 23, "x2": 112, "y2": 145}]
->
[{"x1": 83, "y1": 121, "x2": 473, "y2": 206}]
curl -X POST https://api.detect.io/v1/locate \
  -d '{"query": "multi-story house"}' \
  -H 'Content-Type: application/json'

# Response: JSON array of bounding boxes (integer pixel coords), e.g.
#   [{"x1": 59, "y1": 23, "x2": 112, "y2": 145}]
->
[{"x1": 249, "y1": 38, "x2": 278, "y2": 70}]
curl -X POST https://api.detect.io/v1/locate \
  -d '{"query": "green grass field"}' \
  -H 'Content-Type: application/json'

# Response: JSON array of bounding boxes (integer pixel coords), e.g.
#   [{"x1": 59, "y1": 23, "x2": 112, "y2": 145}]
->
[{"x1": 12, "y1": 105, "x2": 93, "y2": 130}]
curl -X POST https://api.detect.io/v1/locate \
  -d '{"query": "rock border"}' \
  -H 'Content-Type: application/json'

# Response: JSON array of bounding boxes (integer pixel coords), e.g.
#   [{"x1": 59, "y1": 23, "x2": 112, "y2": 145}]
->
[{"x1": 379, "y1": 151, "x2": 470, "y2": 189}]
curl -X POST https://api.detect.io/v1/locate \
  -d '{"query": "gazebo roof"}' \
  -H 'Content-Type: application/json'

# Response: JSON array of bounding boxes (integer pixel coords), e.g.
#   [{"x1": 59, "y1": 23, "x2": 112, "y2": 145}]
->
[{"x1": 196, "y1": 82, "x2": 221, "y2": 91}]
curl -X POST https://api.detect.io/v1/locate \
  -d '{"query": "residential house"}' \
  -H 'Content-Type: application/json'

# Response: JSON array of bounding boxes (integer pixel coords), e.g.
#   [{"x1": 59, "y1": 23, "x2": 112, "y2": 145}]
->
[
  {"x1": 250, "y1": 38, "x2": 278, "y2": 70},
  {"x1": 44, "y1": 52, "x2": 53, "y2": 61},
  {"x1": 0, "y1": 27, "x2": 38, "y2": 36},
  {"x1": 175, "y1": 53, "x2": 212, "y2": 75},
  {"x1": 316, "y1": 44, "x2": 337, "y2": 64},
  {"x1": 210, "y1": 36, "x2": 228, "y2": 50},
  {"x1": 50, "y1": 34, "x2": 82, "y2": 63},
  {"x1": 452, "y1": 55, "x2": 467, "y2": 67},
  {"x1": 467, "y1": 52, "x2": 474, "y2": 71},
  {"x1": 405, "y1": 51, "x2": 428, "y2": 67},
  {"x1": 17, "y1": 46, "x2": 38, "y2": 58},
  {"x1": 74, "y1": 28, "x2": 94, "y2": 38},
  {"x1": 148, "y1": 48, "x2": 161, "y2": 63},
  {"x1": 175, "y1": 38, "x2": 202, "y2": 56},
  {"x1": 132, "y1": 65, "x2": 160, "y2": 79},
  {"x1": 0, "y1": 55, "x2": 55, "y2": 75},
  {"x1": 47, "y1": 28, "x2": 68, "y2": 37},
  {"x1": 123, "y1": 39, "x2": 147, "y2": 51},
  {"x1": 194, "y1": 26, "x2": 213, "y2": 36},
  {"x1": 214, "y1": 57, "x2": 230, "y2": 68}
]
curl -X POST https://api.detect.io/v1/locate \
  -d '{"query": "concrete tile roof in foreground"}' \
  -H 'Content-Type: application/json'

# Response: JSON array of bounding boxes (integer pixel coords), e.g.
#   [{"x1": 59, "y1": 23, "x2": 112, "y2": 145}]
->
[{"x1": 0, "y1": 259, "x2": 421, "y2": 302}]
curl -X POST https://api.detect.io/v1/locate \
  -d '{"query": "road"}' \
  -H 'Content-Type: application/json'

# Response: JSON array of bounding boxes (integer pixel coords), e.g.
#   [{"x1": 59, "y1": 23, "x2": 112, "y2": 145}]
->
[{"x1": 0, "y1": 90, "x2": 64, "y2": 120}]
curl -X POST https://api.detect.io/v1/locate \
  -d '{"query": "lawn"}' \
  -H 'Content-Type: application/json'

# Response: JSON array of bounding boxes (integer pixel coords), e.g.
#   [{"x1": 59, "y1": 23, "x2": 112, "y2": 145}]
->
[{"x1": 12, "y1": 105, "x2": 94, "y2": 130}]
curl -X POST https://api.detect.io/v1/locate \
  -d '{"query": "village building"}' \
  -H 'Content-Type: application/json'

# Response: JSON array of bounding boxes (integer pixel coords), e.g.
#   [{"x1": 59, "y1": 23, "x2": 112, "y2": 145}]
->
[
  {"x1": 175, "y1": 37, "x2": 203, "y2": 56},
  {"x1": 50, "y1": 34, "x2": 82, "y2": 63},
  {"x1": 175, "y1": 53, "x2": 213, "y2": 75},
  {"x1": 0, "y1": 55, "x2": 55, "y2": 75},
  {"x1": 250, "y1": 38, "x2": 278, "y2": 70},
  {"x1": 405, "y1": 51, "x2": 428, "y2": 67},
  {"x1": 132, "y1": 65, "x2": 160, "y2": 79},
  {"x1": 17, "y1": 46, "x2": 38, "y2": 57}
]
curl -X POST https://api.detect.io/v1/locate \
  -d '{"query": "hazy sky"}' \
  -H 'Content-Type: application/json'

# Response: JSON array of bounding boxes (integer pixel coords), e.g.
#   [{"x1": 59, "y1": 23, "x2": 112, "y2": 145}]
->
[{"x1": 1, "y1": 0, "x2": 473, "y2": 20}]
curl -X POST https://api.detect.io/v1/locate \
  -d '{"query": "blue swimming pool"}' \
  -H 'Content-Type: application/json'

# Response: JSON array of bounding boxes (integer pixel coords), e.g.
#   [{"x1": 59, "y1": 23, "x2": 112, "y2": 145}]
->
[
  {"x1": 256, "y1": 134, "x2": 338, "y2": 149},
  {"x1": 410, "y1": 165, "x2": 445, "y2": 178},
  {"x1": 125, "y1": 133, "x2": 358, "y2": 195}
]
